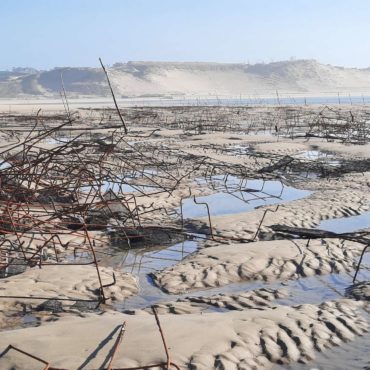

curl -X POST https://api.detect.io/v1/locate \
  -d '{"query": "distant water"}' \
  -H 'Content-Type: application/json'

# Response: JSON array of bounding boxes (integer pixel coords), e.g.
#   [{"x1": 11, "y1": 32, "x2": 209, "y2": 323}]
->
[
  {"x1": 3, "y1": 95, "x2": 370, "y2": 107},
  {"x1": 122, "y1": 95, "x2": 370, "y2": 107}
]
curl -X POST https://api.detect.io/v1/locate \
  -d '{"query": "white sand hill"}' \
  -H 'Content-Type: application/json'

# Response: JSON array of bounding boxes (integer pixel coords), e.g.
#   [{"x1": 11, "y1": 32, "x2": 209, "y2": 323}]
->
[{"x1": 2, "y1": 60, "x2": 370, "y2": 98}]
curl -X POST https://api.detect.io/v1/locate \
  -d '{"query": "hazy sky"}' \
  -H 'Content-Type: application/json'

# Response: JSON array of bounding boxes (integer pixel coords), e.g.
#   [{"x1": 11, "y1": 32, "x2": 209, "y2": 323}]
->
[{"x1": 2, "y1": 0, "x2": 370, "y2": 70}]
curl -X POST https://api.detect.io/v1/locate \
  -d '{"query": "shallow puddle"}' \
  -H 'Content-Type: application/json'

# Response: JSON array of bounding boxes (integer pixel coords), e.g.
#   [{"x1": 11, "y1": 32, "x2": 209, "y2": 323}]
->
[
  {"x1": 79, "y1": 168, "x2": 159, "y2": 194},
  {"x1": 317, "y1": 211, "x2": 370, "y2": 233},
  {"x1": 223, "y1": 144, "x2": 252, "y2": 156},
  {"x1": 100, "y1": 181, "x2": 157, "y2": 194},
  {"x1": 182, "y1": 176, "x2": 311, "y2": 218},
  {"x1": 0, "y1": 161, "x2": 11, "y2": 170},
  {"x1": 276, "y1": 252, "x2": 370, "y2": 306},
  {"x1": 111, "y1": 239, "x2": 200, "y2": 310},
  {"x1": 294, "y1": 149, "x2": 342, "y2": 167},
  {"x1": 44, "y1": 136, "x2": 73, "y2": 145},
  {"x1": 64, "y1": 236, "x2": 201, "y2": 311},
  {"x1": 295, "y1": 150, "x2": 330, "y2": 160}
]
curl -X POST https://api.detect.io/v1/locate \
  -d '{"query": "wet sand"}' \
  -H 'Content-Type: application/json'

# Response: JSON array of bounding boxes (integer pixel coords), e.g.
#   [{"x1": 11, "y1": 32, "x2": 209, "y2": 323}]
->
[{"x1": 0, "y1": 104, "x2": 369, "y2": 369}]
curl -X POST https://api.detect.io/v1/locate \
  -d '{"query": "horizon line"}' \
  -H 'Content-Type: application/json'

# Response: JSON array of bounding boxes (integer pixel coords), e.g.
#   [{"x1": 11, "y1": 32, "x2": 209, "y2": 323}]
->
[{"x1": 4, "y1": 58, "x2": 370, "y2": 72}]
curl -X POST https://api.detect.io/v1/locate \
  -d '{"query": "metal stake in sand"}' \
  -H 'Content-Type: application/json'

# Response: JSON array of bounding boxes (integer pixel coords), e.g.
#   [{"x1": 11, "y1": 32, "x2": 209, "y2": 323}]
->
[{"x1": 99, "y1": 57, "x2": 128, "y2": 134}]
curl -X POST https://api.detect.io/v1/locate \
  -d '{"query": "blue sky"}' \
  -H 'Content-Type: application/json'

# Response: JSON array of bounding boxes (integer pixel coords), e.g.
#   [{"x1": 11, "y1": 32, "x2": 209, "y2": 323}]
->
[{"x1": 1, "y1": 0, "x2": 370, "y2": 69}]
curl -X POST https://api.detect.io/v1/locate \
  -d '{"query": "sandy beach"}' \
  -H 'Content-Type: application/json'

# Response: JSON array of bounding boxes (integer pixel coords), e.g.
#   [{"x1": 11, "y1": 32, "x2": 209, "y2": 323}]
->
[{"x1": 0, "y1": 103, "x2": 369, "y2": 369}]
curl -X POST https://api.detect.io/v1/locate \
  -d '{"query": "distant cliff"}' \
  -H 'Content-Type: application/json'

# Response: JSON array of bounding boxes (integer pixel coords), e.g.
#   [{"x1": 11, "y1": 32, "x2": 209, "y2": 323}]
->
[{"x1": 1, "y1": 60, "x2": 370, "y2": 98}]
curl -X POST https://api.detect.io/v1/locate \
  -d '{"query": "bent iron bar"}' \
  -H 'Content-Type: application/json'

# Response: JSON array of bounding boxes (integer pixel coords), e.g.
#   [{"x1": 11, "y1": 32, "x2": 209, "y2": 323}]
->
[{"x1": 0, "y1": 315, "x2": 181, "y2": 370}]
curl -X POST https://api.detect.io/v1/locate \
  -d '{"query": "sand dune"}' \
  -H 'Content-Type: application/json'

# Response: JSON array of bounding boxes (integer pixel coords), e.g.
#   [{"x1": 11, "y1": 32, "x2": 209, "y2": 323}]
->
[{"x1": 2, "y1": 60, "x2": 370, "y2": 98}]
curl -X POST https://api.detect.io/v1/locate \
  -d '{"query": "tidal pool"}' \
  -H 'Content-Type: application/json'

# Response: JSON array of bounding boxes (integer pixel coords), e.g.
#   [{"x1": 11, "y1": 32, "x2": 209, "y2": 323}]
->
[
  {"x1": 182, "y1": 176, "x2": 311, "y2": 218},
  {"x1": 318, "y1": 211, "x2": 370, "y2": 233}
]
